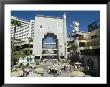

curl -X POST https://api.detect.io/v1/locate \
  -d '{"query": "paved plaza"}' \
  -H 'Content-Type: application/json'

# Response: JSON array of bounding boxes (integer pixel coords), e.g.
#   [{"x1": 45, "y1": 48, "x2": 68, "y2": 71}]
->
[{"x1": 11, "y1": 59, "x2": 91, "y2": 77}]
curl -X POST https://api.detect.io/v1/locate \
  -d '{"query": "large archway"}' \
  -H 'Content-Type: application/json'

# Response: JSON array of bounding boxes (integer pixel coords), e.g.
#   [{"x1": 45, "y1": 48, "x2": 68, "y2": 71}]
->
[{"x1": 42, "y1": 33, "x2": 59, "y2": 59}]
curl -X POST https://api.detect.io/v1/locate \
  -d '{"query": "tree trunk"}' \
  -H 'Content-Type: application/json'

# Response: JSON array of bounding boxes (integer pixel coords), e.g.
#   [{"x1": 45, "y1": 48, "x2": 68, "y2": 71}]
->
[
  {"x1": 11, "y1": 26, "x2": 16, "y2": 66},
  {"x1": 29, "y1": 39, "x2": 30, "y2": 55}
]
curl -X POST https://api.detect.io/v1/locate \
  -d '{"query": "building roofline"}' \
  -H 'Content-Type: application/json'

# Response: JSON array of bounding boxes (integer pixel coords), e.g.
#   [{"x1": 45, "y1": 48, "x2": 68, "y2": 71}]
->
[
  {"x1": 36, "y1": 15, "x2": 63, "y2": 19},
  {"x1": 11, "y1": 16, "x2": 30, "y2": 22}
]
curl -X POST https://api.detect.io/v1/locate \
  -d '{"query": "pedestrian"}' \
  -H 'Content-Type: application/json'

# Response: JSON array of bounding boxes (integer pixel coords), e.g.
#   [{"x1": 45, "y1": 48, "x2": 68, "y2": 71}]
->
[
  {"x1": 54, "y1": 69, "x2": 58, "y2": 77},
  {"x1": 58, "y1": 70, "x2": 61, "y2": 75}
]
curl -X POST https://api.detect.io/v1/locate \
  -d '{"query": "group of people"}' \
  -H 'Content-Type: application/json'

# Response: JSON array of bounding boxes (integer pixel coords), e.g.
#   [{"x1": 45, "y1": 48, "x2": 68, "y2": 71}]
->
[
  {"x1": 47, "y1": 61, "x2": 71, "y2": 77},
  {"x1": 47, "y1": 65, "x2": 62, "y2": 77}
]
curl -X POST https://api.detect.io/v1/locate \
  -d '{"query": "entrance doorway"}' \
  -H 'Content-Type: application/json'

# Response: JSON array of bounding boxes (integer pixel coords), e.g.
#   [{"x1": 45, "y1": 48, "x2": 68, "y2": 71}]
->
[{"x1": 42, "y1": 33, "x2": 58, "y2": 59}]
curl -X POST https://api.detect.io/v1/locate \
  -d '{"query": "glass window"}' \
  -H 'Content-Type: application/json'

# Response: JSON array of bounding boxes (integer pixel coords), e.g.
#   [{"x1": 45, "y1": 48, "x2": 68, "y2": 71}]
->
[{"x1": 42, "y1": 36, "x2": 57, "y2": 49}]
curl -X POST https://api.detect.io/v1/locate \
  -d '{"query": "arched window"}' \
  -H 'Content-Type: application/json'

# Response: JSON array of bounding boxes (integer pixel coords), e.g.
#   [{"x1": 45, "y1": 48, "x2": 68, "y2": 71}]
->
[{"x1": 42, "y1": 33, "x2": 57, "y2": 49}]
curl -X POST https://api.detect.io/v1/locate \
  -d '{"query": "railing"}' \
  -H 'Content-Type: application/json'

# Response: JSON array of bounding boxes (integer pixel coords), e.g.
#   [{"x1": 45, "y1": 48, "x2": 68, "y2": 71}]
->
[
  {"x1": 42, "y1": 48, "x2": 57, "y2": 50},
  {"x1": 42, "y1": 49, "x2": 58, "y2": 54},
  {"x1": 43, "y1": 43, "x2": 56, "y2": 44},
  {"x1": 42, "y1": 54, "x2": 58, "y2": 56}
]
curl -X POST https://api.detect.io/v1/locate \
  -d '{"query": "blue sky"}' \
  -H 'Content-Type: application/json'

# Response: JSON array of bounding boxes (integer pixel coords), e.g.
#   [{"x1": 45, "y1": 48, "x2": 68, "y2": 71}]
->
[{"x1": 11, "y1": 11, "x2": 100, "y2": 35}]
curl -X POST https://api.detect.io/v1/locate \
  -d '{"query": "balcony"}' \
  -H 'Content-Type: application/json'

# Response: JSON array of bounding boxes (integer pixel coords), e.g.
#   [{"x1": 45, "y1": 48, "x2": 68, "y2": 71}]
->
[
  {"x1": 79, "y1": 45, "x2": 100, "y2": 50},
  {"x1": 42, "y1": 49, "x2": 58, "y2": 54},
  {"x1": 42, "y1": 54, "x2": 58, "y2": 56},
  {"x1": 79, "y1": 37, "x2": 100, "y2": 43}
]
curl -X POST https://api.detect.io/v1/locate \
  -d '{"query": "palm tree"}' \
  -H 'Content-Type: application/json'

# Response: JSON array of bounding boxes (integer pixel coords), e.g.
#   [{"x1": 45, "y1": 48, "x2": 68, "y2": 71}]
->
[
  {"x1": 11, "y1": 19, "x2": 21, "y2": 66},
  {"x1": 70, "y1": 43, "x2": 78, "y2": 53},
  {"x1": 26, "y1": 37, "x2": 33, "y2": 64},
  {"x1": 69, "y1": 43, "x2": 79, "y2": 65}
]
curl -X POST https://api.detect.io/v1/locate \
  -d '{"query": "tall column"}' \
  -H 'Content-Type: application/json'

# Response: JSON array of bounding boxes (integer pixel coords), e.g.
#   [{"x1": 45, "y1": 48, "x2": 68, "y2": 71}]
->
[{"x1": 63, "y1": 13, "x2": 67, "y2": 59}]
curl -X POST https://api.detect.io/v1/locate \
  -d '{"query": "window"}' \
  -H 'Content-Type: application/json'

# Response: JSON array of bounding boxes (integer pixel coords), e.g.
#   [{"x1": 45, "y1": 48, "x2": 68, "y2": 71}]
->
[
  {"x1": 40, "y1": 25, "x2": 42, "y2": 28},
  {"x1": 67, "y1": 48, "x2": 70, "y2": 52}
]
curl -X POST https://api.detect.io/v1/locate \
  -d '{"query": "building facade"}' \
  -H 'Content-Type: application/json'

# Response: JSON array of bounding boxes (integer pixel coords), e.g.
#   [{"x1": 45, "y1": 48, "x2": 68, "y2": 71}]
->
[
  {"x1": 11, "y1": 16, "x2": 34, "y2": 41},
  {"x1": 79, "y1": 29, "x2": 100, "y2": 55},
  {"x1": 67, "y1": 20, "x2": 100, "y2": 57}
]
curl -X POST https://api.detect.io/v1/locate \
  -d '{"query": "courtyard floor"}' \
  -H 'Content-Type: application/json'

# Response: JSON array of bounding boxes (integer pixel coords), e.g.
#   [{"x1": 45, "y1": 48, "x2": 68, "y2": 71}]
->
[{"x1": 11, "y1": 59, "x2": 92, "y2": 77}]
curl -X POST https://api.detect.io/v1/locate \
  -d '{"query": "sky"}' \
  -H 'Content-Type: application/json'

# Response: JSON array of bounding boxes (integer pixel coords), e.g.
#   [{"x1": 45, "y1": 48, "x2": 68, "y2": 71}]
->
[{"x1": 11, "y1": 11, "x2": 100, "y2": 35}]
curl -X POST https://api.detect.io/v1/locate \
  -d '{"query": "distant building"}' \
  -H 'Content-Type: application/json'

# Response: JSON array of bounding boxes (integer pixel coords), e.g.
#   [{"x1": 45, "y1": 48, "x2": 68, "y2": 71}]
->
[
  {"x1": 79, "y1": 28, "x2": 100, "y2": 56},
  {"x1": 67, "y1": 19, "x2": 100, "y2": 56},
  {"x1": 67, "y1": 20, "x2": 100, "y2": 76},
  {"x1": 11, "y1": 16, "x2": 35, "y2": 41},
  {"x1": 11, "y1": 16, "x2": 34, "y2": 54}
]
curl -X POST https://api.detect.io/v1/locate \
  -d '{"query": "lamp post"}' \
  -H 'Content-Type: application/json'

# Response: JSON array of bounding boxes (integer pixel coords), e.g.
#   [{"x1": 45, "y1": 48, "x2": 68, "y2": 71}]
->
[{"x1": 60, "y1": 45, "x2": 62, "y2": 60}]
